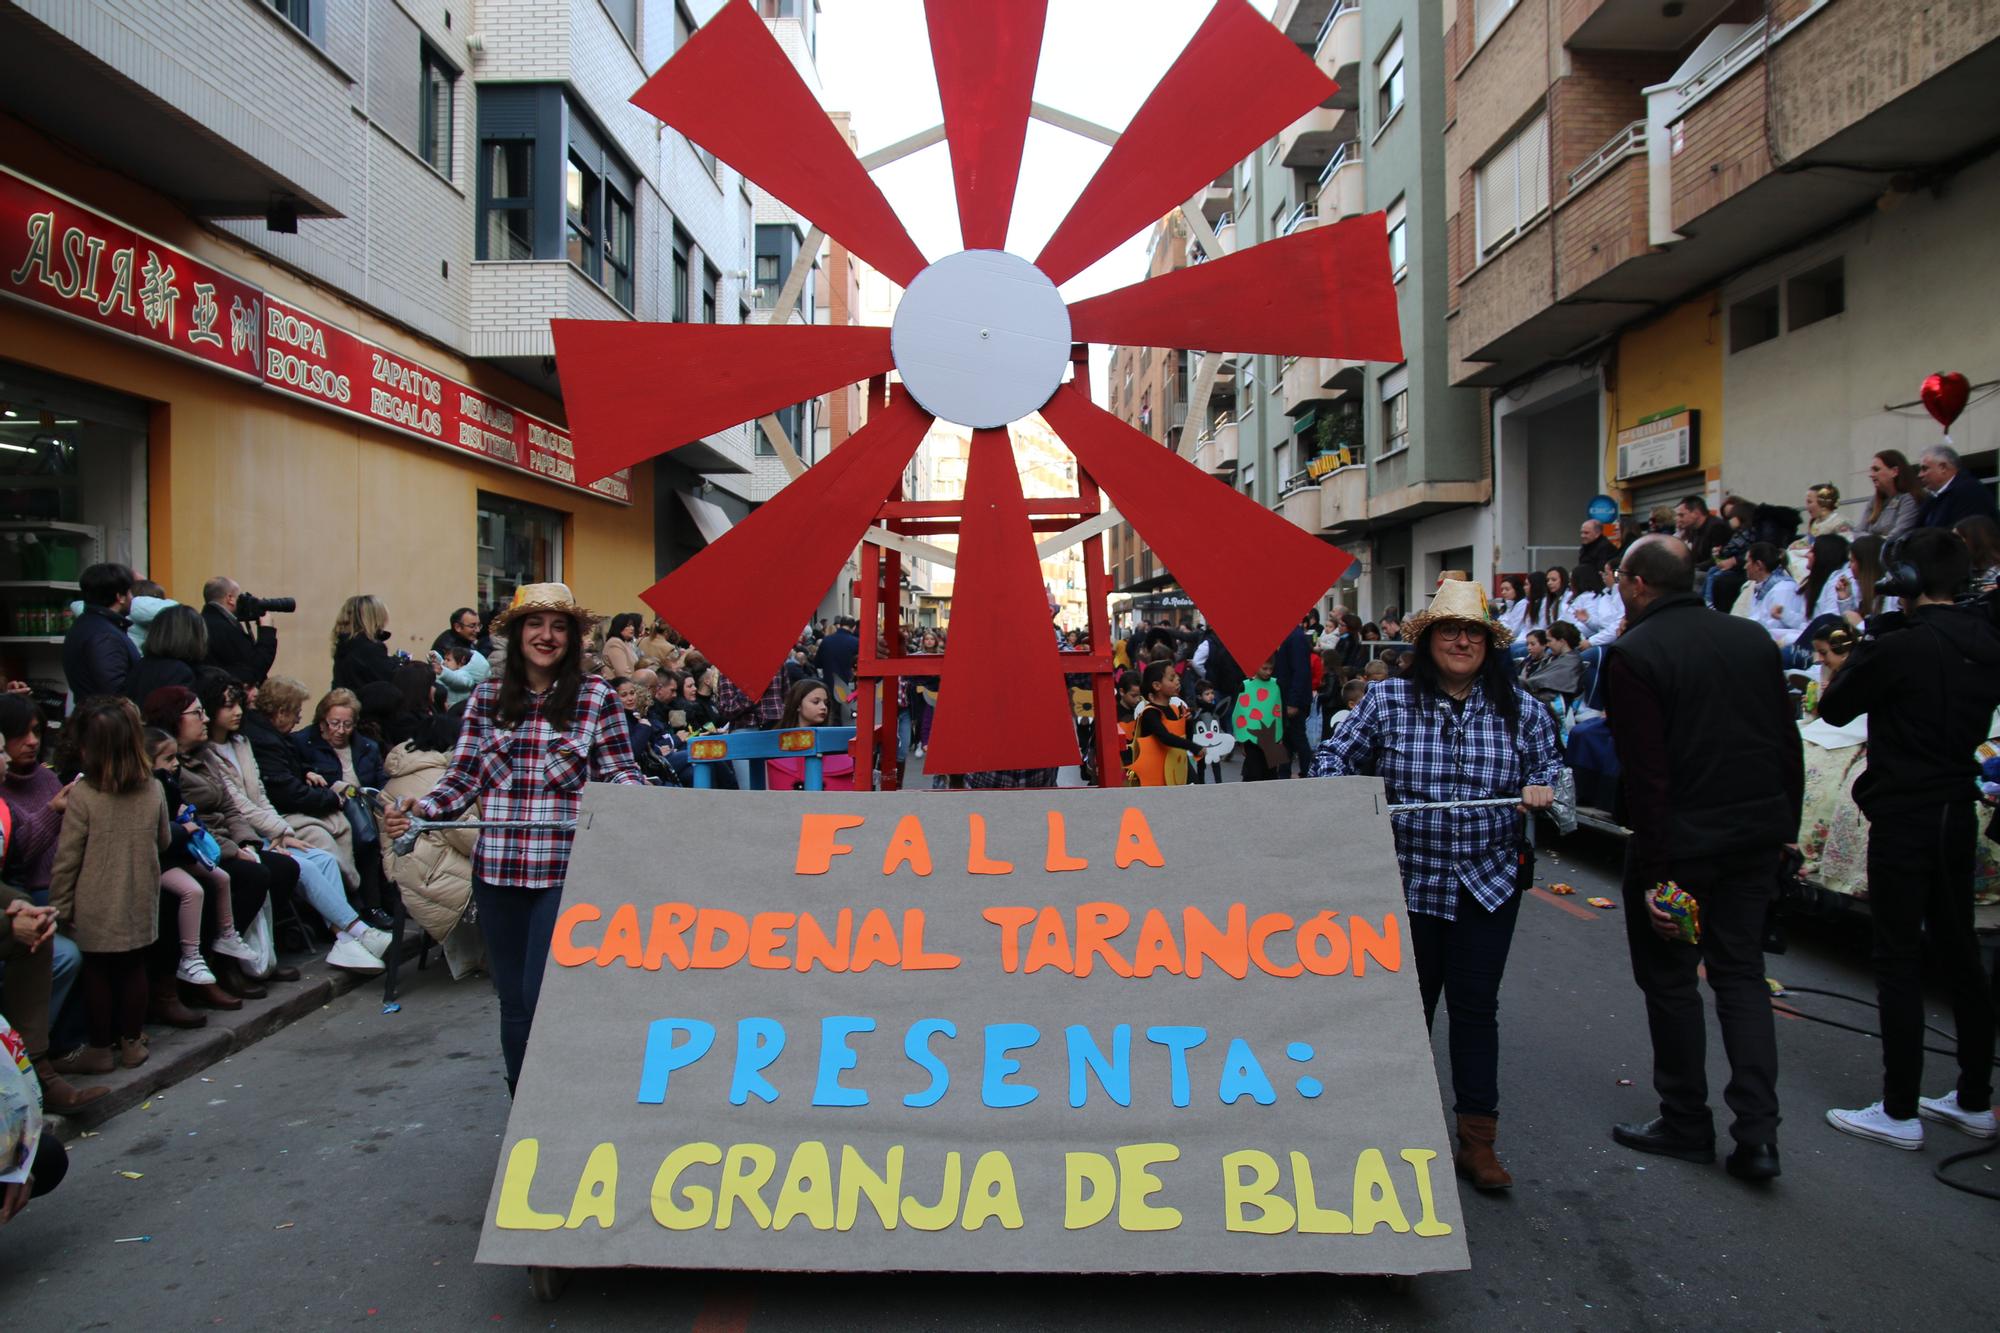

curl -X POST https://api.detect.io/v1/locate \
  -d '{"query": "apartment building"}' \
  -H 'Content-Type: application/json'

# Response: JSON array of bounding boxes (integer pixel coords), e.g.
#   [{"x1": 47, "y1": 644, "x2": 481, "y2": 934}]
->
[{"x1": 1446, "y1": 0, "x2": 2000, "y2": 578}]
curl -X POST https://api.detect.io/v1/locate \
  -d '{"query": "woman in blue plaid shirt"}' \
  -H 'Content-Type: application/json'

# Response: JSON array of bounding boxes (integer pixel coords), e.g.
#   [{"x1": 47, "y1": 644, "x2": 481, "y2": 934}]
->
[
  {"x1": 384, "y1": 583, "x2": 644, "y2": 1093},
  {"x1": 1312, "y1": 579, "x2": 1562, "y2": 1193}
]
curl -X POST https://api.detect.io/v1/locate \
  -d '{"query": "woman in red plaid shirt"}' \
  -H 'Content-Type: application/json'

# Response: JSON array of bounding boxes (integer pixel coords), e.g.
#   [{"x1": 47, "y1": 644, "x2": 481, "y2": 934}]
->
[{"x1": 383, "y1": 583, "x2": 643, "y2": 1092}]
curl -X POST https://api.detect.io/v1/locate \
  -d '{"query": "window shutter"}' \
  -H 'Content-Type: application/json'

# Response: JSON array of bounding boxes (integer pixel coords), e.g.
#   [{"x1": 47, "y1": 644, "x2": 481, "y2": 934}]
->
[
  {"x1": 1519, "y1": 111, "x2": 1551, "y2": 219},
  {"x1": 1477, "y1": 137, "x2": 1517, "y2": 255}
]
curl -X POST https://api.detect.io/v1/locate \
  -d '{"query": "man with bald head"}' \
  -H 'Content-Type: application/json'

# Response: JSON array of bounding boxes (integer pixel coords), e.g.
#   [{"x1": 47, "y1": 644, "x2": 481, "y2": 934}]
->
[{"x1": 1600, "y1": 534, "x2": 1803, "y2": 1184}]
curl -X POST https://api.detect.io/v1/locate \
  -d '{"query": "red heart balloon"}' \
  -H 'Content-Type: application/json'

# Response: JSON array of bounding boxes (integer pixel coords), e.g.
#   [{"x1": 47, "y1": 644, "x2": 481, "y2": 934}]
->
[{"x1": 1921, "y1": 371, "x2": 1970, "y2": 431}]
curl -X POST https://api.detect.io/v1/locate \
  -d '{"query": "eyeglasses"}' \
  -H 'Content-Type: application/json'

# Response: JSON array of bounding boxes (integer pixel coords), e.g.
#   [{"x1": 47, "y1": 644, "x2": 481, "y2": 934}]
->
[
  {"x1": 323, "y1": 719, "x2": 355, "y2": 733},
  {"x1": 1433, "y1": 625, "x2": 1484, "y2": 643},
  {"x1": 182, "y1": 704, "x2": 208, "y2": 717}
]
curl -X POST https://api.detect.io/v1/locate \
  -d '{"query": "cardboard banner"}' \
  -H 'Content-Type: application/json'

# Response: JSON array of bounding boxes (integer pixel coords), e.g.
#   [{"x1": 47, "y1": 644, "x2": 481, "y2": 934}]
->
[
  {"x1": 477, "y1": 781, "x2": 1469, "y2": 1276},
  {"x1": 0, "y1": 166, "x2": 630, "y2": 505}
]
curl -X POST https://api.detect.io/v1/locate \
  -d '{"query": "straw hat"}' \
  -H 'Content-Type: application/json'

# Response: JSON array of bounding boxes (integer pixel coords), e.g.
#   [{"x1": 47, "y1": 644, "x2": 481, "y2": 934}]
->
[
  {"x1": 1400, "y1": 579, "x2": 1511, "y2": 647},
  {"x1": 494, "y1": 581, "x2": 592, "y2": 630}
]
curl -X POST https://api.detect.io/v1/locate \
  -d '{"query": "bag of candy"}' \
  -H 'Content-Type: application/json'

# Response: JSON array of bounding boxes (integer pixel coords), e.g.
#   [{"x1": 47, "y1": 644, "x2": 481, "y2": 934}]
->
[{"x1": 1649, "y1": 881, "x2": 1700, "y2": 945}]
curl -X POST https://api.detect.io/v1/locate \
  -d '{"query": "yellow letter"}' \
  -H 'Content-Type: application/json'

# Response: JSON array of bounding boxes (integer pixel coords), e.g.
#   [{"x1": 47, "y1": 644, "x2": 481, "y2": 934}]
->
[
  {"x1": 494, "y1": 1138, "x2": 564, "y2": 1231},
  {"x1": 772, "y1": 1140, "x2": 836, "y2": 1231},
  {"x1": 716, "y1": 1143, "x2": 778, "y2": 1230},
  {"x1": 1288, "y1": 1150, "x2": 1352, "y2": 1235},
  {"x1": 1400, "y1": 1149, "x2": 1453, "y2": 1238},
  {"x1": 900, "y1": 1151, "x2": 962, "y2": 1231},
  {"x1": 837, "y1": 1144, "x2": 904, "y2": 1231},
  {"x1": 961, "y1": 1150, "x2": 1023, "y2": 1231},
  {"x1": 1115, "y1": 1143, "x2": 1182, "y2": 1231},
  {"x1": 564, "y1": 1142, "x2": 619, "y2": 1230},
  {"x1": 650, "y1": 1142, "x2": 721, "y2": 1230},
  {"x1": 1351, "y1": 1148, "x2": 1411, "y2": 1235},
  {"x1": 1064, "y1": 1151, "x2": 1116, "y2": 1230},
  {"x1": 1221, "y1": 1149, "x2": 1294, "y2": 1234}
]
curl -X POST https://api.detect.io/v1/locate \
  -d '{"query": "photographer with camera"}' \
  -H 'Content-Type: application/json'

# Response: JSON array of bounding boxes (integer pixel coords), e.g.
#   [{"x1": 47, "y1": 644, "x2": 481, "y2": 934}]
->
[
  {"x1": 200, "y1": 576, "x2": 288, "y2": 685},
  {"x1": 1818, "y1": 527, "x2": 2000, "y2": 1149}
]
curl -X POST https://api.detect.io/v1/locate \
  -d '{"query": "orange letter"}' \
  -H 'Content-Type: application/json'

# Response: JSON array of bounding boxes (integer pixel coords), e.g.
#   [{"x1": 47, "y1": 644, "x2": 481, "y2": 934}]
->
[
  {"x1": 1113, "y1": 807, "x2": 1165, "y2": 869},
  {"x1": 1183, "y1": 904, "x2": 1249, "y2": 979},
  {"x1": 691, "y1": 909, "x2": 749, "y2": 968},
  {"x1": 596, "y1": 903, "x2": 643, "y2": 968},
  {"x1": 850, "y1": 908, "x2": 901, "y2": 972},
  {"x1": 795, "y1": 909, "x2": 853, "y2": 973},
  {"x1": 1351, "y1": 913, "x2": 1404, "y2": 975},
  {"x1": 1130, "y1": 908, "x2": 1185, "y2": 977},
  {"x1": 644, "y1": 903, "x2": 697, "y2": 971},
  {"x1": 881, "y1": 813, "x2": 933, "y2": 877},
  {"x1": 748, "y1": 912, "x2": 797, "y2": 970},
  {"x1": 796, "y1": 814, "x2": 866, "y2": 875},
  {"x1": 981, "y1": 906, "x2": 1037, "y2": 973},
  {"x1": 1023, "y1": 905, "x2": 1076, "y2": 974},
  {"x1": 1249, "y1": 912, "x2": 1303, "y2": 977},
  {"x1": 901, "y1": 910, "x2": 961, "y2": 970},
  {"x1": 966, "y1": 814, "x2": 1013, "y2": 875},
  {"x1": 1073, "y1": 903, "x2": 1134, "y2": 978},
  {"x1": 1044, "y1": 811, "x2": 1088, "y2": 872},
  {"x1": 551, "y1": 903, "x2": 601, "y2": 967}
]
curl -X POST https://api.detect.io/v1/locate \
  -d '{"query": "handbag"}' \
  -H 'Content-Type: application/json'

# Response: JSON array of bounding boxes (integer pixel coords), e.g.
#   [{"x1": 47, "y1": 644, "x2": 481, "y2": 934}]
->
[{"x1": 239, "y1": 898, "x2": 278, "y2": 980}]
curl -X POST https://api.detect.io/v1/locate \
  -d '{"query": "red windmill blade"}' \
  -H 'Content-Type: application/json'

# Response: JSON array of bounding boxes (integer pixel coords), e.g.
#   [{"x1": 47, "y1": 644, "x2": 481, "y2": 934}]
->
[
  {"x1": 555, "y1": 0, "x2": 1400, "y2": 778},
  {"x1": 920, "y1": 429, "x2": 1080, "y2": 776}
]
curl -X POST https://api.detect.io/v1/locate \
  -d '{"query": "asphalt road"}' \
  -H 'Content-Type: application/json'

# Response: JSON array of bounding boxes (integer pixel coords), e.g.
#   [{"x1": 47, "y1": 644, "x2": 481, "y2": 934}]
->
[{"x1": 4, "y1": 829, "x2": 1996, "y2": 1331}]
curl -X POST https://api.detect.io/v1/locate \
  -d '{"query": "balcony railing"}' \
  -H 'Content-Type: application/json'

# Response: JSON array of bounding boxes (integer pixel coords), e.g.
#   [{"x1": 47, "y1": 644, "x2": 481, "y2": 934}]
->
[
  {"x1": 1317, "y1": 139, "x2": 1360, "y2": 188},
  {"x1": 1314, "y1": 1, "x2": 1360, "y2": 54},
  {"x1": 1281, "y1": 200, "x2": 1320, "y2": 235},
  {"x1": 1567, "y1": 120, "x2": 1648, "y2": 193},
  {"x1": 1674, "y1": 22, "x2": 1767, "y2": 117},
  {"x1": 1279, "y1": 468, "x2": 1316, "y2": 500}
]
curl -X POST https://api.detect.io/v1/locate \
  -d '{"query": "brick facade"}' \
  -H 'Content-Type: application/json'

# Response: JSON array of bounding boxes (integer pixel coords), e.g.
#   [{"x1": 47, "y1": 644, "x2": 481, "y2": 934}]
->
[
  {"x1": 1556, "y1": 155, "x2": 1649, "y2": 296},
  {"x1": 1668, "y1": 63, "x2": 1770, "y2": 232}
]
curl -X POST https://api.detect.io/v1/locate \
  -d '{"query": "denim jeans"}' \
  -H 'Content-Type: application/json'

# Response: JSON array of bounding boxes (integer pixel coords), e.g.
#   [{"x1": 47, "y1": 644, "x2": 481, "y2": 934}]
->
[
  {"x1": 1408, "y1": 886, "x2": 1524, "y2": 1118},
  {"x1": 283, "y1": 845, "x2": 352, "y2": 931},
  {"x1": 473, "y1": 879, "x2": 564, "y2": 1088}
]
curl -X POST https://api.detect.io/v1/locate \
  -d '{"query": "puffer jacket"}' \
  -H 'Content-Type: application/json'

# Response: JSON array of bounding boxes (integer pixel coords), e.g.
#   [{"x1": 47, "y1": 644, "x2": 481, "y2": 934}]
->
[
  {"x1": 380, "y1": 742, "x2": 479, "y2": 965},
  {"x1": 179, "y1": 745, "x2": 261, "y2": 859}
]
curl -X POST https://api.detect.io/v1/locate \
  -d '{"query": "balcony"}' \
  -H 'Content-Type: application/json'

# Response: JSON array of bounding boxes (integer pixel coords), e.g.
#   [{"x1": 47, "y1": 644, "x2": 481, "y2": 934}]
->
[
  {"x1": 1315, "y1": 141, "x2": 1365, "y2": 222},
  {"x1": 1317, "y1": 462, "x2": 1368, "y2": 530},
  {"x1": 1319, "y1": 357, "x2": 1364, "y2": 394},
  {"x1": 1193, "y1": 418, "x2": 1240, "y2": 476},
  {"x1": 1280, "y1": 201, "x2": 1322, "y2": 237},
  {"x1": 1564, "y1": 0, "x2": 1738, "y2": 52},
  {"x1": 1279, "y1": 354, "x2": 1333, "y2": 414},
  {"x1": 1277, "y1": 476, "x2": 1324, "y2": 533},
  {"x1": 1278, "y1": 104, "x2": 1346, "y2": 171},
  {"x1": 1315, "y1": 4, "x2": 1362, "y2": 110},
  {"x1": 1199, "y1": 174, "x2": 1234, "y2": 225},
  {"x1": 1214, "y1": 214, "x2": 1238, "y2": 254},
  {"x1": 1275, "y1": 0, "x2": 1341, "y2": 48}
]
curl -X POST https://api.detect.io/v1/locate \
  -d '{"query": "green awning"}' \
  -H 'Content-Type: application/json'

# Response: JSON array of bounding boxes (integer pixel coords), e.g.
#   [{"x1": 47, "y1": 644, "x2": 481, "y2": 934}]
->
[{"x1": 1291, "y1": 409, "x2": 1318, "y2": 436}]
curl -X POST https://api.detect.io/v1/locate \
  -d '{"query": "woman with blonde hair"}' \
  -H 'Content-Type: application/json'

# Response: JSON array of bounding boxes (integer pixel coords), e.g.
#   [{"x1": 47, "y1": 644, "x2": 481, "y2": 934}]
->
[
  {"x1": 1787, "y1": 483, "x2": 1854, "y2": 582},
  {"x1": 331, "y1": 594, "x2": 397, "y2": 693}
]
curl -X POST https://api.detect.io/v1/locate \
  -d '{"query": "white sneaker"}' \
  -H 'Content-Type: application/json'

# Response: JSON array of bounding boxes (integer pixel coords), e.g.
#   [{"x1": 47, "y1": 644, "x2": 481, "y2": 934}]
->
[
  {"x1": 1917, "y1": 1090, "x2": 1999, "y2": 1139},
  {"x1": 326, "y1": 936, "x2": 385, "y2": 972},
  {"x1": 210, "y1": 928, "x2": 260, "y2": 964},
  {"x1": 357, "y1": 925, "x2": 394, "y2": 959},
  {"x1": 1825, "y1": 1101, "x2": 1924, "y2": 1150},
  {"x1": 175, "y1": 955, "x2": 217, "y2": 986}
]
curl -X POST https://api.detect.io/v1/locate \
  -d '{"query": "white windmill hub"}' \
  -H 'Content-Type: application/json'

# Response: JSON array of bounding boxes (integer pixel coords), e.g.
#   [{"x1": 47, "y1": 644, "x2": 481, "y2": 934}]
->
[{"x1": 890, "y1": 249, "x2": 1071, "y2": 429}]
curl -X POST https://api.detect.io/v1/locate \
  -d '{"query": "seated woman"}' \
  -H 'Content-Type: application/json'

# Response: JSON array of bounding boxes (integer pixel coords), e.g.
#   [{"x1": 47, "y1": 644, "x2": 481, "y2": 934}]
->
[
  {"x1": 1522, "y1": 622, "x2": 1587, "y2": 704},
  {"x1": 293, "y1": 688, "x2": 391, "y2": 916},
  {"x1": 766, "y1": 679, "x2": 855, "y2": 792},
  {"x1": 240, "y1": 677, "x2": 368, "y2": 916},
  {"x1": 372, "y1": 664, "x2": 485, "y2": 979},
  {"x1": 122, "y1": 604, "x2": 209, "y2": 705},
  {"x1": 149, "y1": 676, "x2": 383, "y2": 975}
]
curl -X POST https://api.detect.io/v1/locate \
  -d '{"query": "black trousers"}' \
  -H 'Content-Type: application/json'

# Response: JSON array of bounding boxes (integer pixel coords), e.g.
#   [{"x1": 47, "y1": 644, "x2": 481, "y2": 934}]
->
[
  {"x1": 1409, "y1": 886, "x2": 1523, "y2": 1118},
  {"x1": 1622, "y1": 849, "x2": 1781, "y2": 1145},
  {"x1": 1283, "y1": 711, "x2": 1310, "y2": 778},
  {"x1": 1866, "y1": 802, "x2": 1994, "y2": 1119},
  {"x1": 474, "y1": 879, "x2": 564, "y2": 1088}
]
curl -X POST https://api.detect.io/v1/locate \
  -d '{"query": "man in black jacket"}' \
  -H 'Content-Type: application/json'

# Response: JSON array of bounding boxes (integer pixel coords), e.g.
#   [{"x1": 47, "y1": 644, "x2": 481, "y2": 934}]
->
[
  {"x1": 1915, "y1": 444, "x2": 1999, "y2": 529},
  {"x1": 431, "y1": 606, "x2": 482, "y2": 658},
  {"x1": 1271, "y1": 622, "x2": 1313, "y2": 777},
  {"x1": 1602, "y1": 535, "x2": 1802, "y2": 1182},
  {"x1": 1817, "y1": 528, "x2": 2000, "y2": 1149},
  {"x1": 61, "y1": 562, "x2": 139, "y2": 702},
  {"x1": 813, "y1": 616, "x2": 859, "y2": 701},
  {"x1": 201, "y1": 576, "x2": 278, "y2": 684}
]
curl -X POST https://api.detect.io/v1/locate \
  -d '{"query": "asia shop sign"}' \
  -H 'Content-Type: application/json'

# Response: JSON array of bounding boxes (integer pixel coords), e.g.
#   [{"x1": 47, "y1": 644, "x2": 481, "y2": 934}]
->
[
  {"x1": 1615, "y1": 408, "x2": 1699, "y2": 482},
  {"x1": 0, "y1": 167, "x2": 628, "y2": 505},
  {"x1": 477, "y1": 782, "x2": 1470, "y2": 1277}
]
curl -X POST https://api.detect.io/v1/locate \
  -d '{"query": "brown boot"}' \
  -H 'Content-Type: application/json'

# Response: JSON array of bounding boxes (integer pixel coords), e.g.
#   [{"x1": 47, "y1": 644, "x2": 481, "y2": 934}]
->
[
  {"x1": 117, "y1": 1035, "x2": 149, "y2": 1069},
  {"x1": 214, "y1": 957, "x2": 267, "y2": 1000},
  {"x1": 33, "y1": 1059, "x2": 110, "y2": 1114},
  {"x1": 148, "y1": 975, "x2": 207, "y2": 1029},
  {"x1": 182, "y1": 979, "x2": 243, "y2": 1011},
  {"x1": 1455, "y1": 1113, "x2": 1513, "y2": 1192},
  {"x1": 49, "y1": 1044, "x2": 116, "y2": 1076}
]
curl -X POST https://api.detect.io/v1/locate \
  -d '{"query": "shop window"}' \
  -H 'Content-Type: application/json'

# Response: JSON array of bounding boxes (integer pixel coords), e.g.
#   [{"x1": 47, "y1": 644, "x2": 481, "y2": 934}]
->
[
  {"x1": 477, "y1": 493, "x2": 564, "y2": 611},
  {"x1": 419, "y1": 45, "x2": 456, "y2": 177},
  {"x1": 1787, "y1": 259, "x2": 1844, "y2": 332},
  {"x1": 1730, "y1": 287, "x2": 1779, "y2": 352},
  {"x1": 475, "y1": 86, "x2": 638, "y2": 311},
  {"x1": 1377, "y1": 31, "x2": 1405, "y2": 127},
  {"x1": 1475, "y1": 110, "x2": 1549, "y2": 262}
]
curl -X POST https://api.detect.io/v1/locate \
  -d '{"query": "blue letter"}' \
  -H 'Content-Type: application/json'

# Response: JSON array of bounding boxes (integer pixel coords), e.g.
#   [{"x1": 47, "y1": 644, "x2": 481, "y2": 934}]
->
[
  {"x1": 1217, "y1": 1037, "x2": 1277, "y2": 1105},
  {"x1": 1065, "y1": 1024, "x2": 1132, "y2": 1108},
  {"x1": 636, "y1": 1018, "x2": 715, "y2": 1104},
  {"x1": 813, "y1": 1015, "x2": 875, "y2": 1107},
  {"x1": 903, "y1": 1018, "x2": 956, "y2": 1108},
  {"x1": 1145, "y1": 1025, "x2": 1208, "y2": 1108},
  {"x1": 982, "y1": 1022, "x2": 1041, "y2": 1108},
  {"x1": 730, "y1": 1017, "x2": 786, "y2": 1105}
]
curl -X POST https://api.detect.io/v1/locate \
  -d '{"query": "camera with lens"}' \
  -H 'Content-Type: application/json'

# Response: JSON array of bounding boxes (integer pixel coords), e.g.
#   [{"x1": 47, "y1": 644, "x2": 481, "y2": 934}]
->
[
  {"x1": 235, "y1": 592, "x2": 297, "y2": 621},
  {"x1": 1864, "y1": 534, "x2": 2000, "y2": 639}
]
